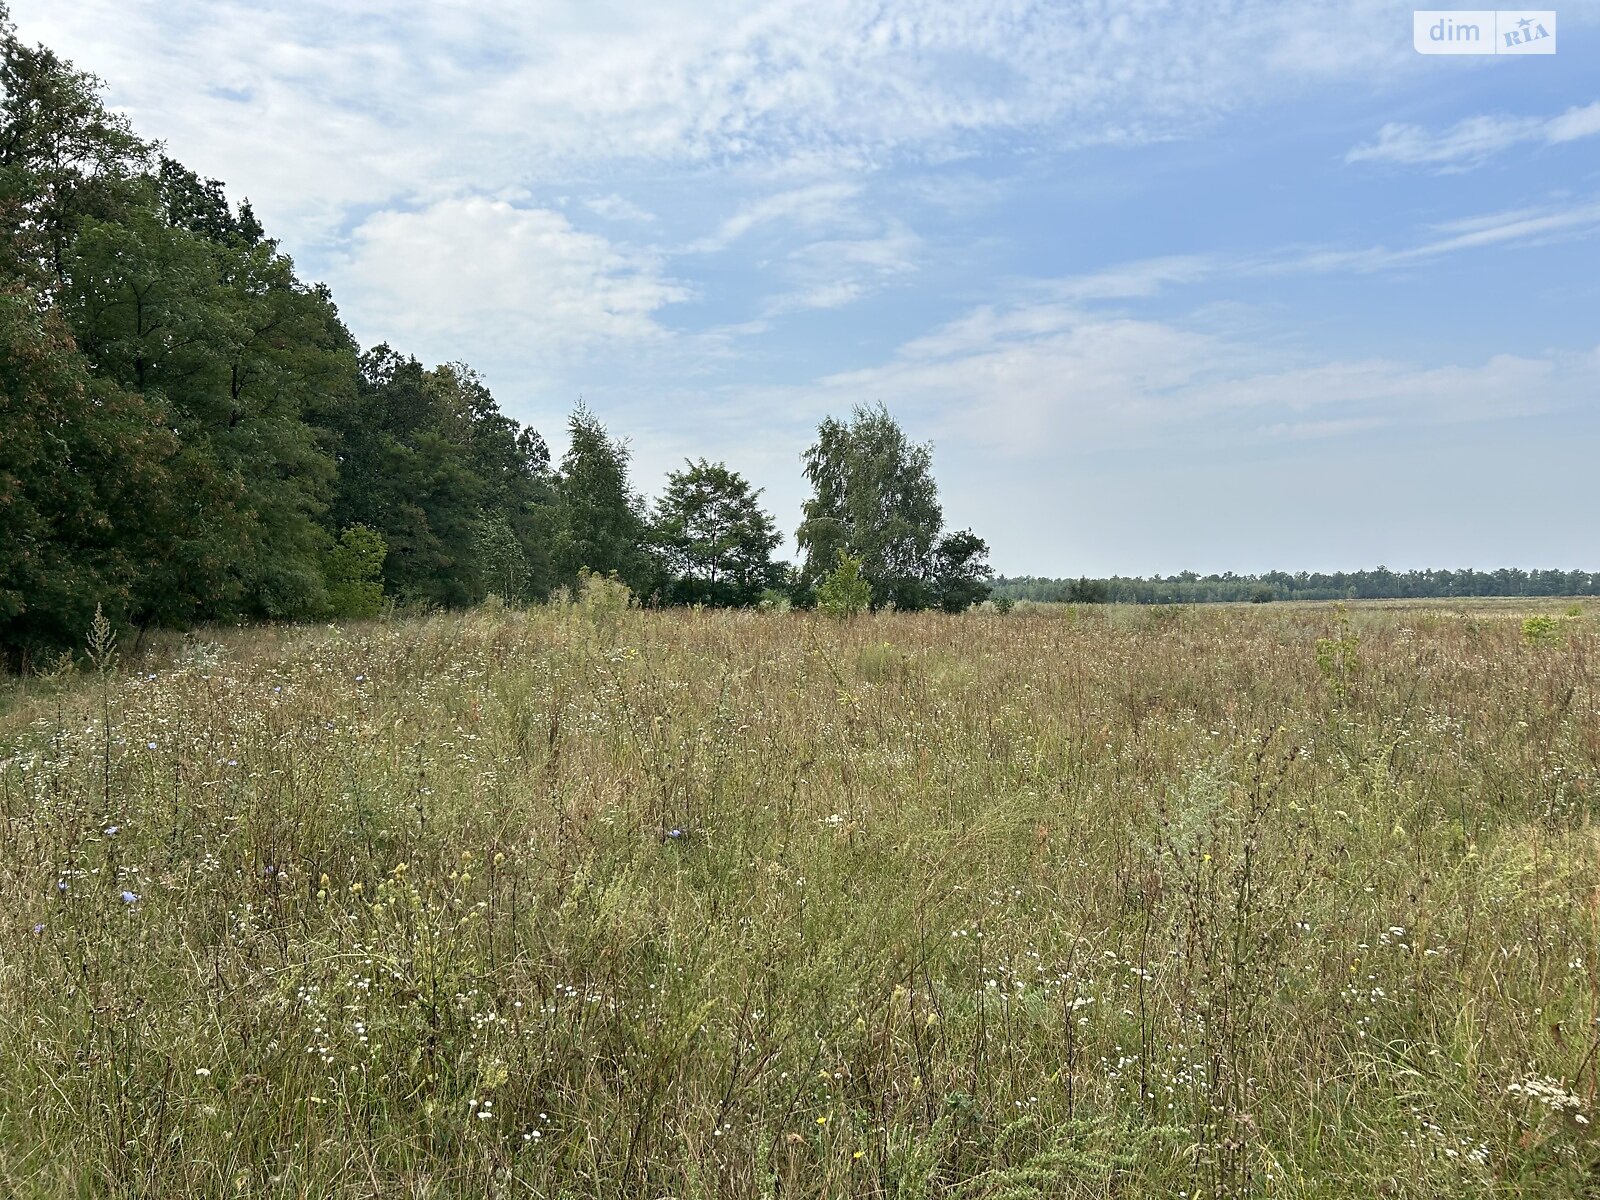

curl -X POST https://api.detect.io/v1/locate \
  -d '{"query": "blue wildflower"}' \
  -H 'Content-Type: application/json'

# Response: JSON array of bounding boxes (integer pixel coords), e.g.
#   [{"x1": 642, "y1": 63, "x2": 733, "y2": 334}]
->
[{"x1": 120, "y1": 891, "x2": 139, "y2": 904}]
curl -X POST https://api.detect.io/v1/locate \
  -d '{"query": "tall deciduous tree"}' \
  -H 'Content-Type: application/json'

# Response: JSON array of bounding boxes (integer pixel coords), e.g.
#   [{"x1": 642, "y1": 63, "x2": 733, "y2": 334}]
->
[
  {"x1": 0, "y1": 10, "x2": 147, "y2": 286},
  {"x1": 797, "y1": 403, "x2": 989, "y2": 610},
  {"x1": 320, "y1": 348, "x2": 483, "y2": 609},
  {"x1": 317, "y1": 351, "x2": 559, "y2": 609},
  {"x1": 322, "y1": 524, "x2": 387, "y2": 619},
  {"x1": 0, "y1": 288, "x2": 173, "y2": 664},
  {"x1": 653, "y1": 459, "x2": 784, "y2": 606},
  {"x1": 63, "y1": 207, "x2": 348, "y2": 623}
]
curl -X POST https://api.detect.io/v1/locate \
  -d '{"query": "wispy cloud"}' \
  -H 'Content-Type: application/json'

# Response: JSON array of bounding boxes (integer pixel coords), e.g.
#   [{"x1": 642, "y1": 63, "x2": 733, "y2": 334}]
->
[
  {"x1": 584, "y1": 194, "x2": 657, "y2": 223},
  {"x1": 808, "y1": 300, "x2": 1598, "y2": 459},
  {"x1": 1346, "y1": 101, "x2": 1600, "y2": 169},
  {"x1": 1286, "y1": 198, "x2": 1600, "y2": 272},
  {"x1": 1033, "y1": 197, "x2": 1600, "y2": 294},
  {"x1": 761, "y1": 221, "x2": 923, "y2": 314},
  {"x1": 14, "y1": 0, "x2": 1422, "y2": 253},
  {"x1": 685, "y1": 182, "x2": 862, "y2": 254},
  {"x1": 1044, "y1": 256, "x2": 1217, "y2": 302}
]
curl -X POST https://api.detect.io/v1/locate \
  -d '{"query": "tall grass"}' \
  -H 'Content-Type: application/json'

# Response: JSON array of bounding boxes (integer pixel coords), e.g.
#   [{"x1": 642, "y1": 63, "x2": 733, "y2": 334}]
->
[{"x1": 0, "y1": 599, "x2": 1596, "y2": 1197}]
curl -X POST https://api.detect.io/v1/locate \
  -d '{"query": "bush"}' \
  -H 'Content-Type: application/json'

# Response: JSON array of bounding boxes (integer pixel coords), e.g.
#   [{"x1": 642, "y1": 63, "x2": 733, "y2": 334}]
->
[
  {"x1": 575, "y1": 569, "x2": 635, "y2": 621},
  {"x1": 1522, "y1": 615, "x2": 1563, "y2": 646},
  {"x1": 323, "y1": 525, "x2": 387, "y2": 619},
  {"x1": 816, "y1": 552, "x2": 872, "y2": 618}
]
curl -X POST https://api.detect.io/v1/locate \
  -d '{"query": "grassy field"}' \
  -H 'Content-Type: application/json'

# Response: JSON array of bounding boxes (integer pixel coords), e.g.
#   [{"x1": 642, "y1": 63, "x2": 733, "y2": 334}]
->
[{"x1": 2, "y1": 597, "x2": 1597, "y2": 1198}]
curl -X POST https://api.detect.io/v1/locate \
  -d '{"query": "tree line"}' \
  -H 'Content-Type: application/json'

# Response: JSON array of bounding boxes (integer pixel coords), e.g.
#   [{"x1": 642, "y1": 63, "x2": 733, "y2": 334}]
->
[
  {"x1": 995, "y1": 567, "x2": 1600, "y2": 606},
  {"x1": 0, "y1": 11, "x2": 990, "y2": 667}
]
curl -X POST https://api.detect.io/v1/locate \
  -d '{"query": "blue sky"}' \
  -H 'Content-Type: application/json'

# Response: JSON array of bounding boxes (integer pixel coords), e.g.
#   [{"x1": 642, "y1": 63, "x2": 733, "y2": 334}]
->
[{"x1": 13, "y1": 1, "x2": 1599, "y2": 575}]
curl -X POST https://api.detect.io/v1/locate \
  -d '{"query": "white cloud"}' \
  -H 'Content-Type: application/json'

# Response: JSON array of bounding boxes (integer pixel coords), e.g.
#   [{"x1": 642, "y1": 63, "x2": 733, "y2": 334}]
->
[
  {"x1": 1045, "y1": 256, "x2": 1217, "y2": 302},
  {"x1": 1347, "y1": 101, "x2": 1600, "y2": 169},
  {"x1": 1288, "y1": 198, "x2": 1600, "y2": 273},
  {"x1": 1546, "y1": 102, "x2": 1600, "y2": 144},
  {"x1": 328, "y1": 197, "x2": 688, "y2": 380}
]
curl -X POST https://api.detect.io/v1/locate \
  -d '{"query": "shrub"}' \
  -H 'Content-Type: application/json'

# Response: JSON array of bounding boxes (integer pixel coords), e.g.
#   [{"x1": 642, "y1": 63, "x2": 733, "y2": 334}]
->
[
  {"x1": 323, "y1": 525, "x2": 387, "y2": 619},
  {"x1": 856, "y1": 640, "x2": 908, "y2": 683},
  {"x1": 1315, "y1": 608, "x2": 1360, "y2": 698},
  {"x1": 816, "y1": 551, "x2": 872, "y2": 618},
  {"x1": 1522, "y1": 615, "x2": 1562, "y2": 646},
  {"x1": 575, "y1": 569, "x2": 635, "y2": 619}
]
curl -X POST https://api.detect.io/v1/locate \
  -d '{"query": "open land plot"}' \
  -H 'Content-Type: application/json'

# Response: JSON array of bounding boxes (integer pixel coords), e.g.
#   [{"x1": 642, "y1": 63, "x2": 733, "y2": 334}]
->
[{"x1": 1, "y1": 600, "x2": 1597, "y2": 1197}]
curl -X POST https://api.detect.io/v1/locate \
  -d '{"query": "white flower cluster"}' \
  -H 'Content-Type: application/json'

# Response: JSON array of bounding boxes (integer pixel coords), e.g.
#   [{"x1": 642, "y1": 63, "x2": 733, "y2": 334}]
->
[{"x1": 1507, "y1": 1075, "x2": 1590, "y2": 1125}]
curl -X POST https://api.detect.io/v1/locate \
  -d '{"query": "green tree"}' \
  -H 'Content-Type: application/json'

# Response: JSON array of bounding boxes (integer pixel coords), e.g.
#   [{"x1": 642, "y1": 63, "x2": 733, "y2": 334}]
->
[
  {"x1": 798, "y1": 403, "x2": 978, "y2": 611},
  {"x1": 551, "y1": 405, "x2": 653, "y2": 596},
  {"x1": 63, "y1": 206, "x2": 347, "y2": 624},
  {"x1": 154, "y1": 156, "x2": 263, "y2": 247},
  {"x1": 316, "y1": 350, "x2": 559, "y2": 610},
  {"x1": 930, "y1": 529, "x2": 994, "y2": 612},
  {"x1": 653, "y1": 459, "x2": 784, "y2": 606},
  {"x1": 0, "y1": 10, "x2": 148, "y2": 286},
  {"x1": 475, "y1": 508, "x2": 530, "y2": 601},
  {"x1": 447, "y1": 363, "x2": 556, "y2": 600},
  {"x1": 815, "y1": 551, "x2": 872, "y2": 618},
  {"x1": 0, "y1": 286, "x2": 173, "y2": 665},
  {"x1": 323, "y1": 524, "x2": 387, "y2": 619},
  {"x1": 319, "y1": 348, "x2": 485, "y2": 609}
]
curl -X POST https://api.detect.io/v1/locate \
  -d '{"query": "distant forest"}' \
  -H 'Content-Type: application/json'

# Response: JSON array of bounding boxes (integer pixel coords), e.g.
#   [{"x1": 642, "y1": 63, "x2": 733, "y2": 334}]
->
[{"x1": 995, "y1": 568, "x2": 1600, "y2": 606}]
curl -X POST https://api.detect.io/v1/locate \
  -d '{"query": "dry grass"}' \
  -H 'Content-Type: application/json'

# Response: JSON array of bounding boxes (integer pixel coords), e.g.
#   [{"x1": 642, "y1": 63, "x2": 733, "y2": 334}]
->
[{"x1": 1, "y1": 597, "x2": 1597, "y2": 1197}]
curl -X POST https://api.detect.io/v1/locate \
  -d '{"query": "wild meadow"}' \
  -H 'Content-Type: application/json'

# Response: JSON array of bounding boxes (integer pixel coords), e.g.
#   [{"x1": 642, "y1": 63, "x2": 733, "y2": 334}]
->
[{"x1": 1, "y1": 594, "x2": 1597, "y2": 1198}]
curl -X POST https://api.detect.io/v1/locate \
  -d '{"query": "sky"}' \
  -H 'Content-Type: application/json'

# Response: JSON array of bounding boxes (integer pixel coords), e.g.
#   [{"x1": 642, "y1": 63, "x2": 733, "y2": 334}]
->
[{"x1": 12, "y1": 0, "x2": 1600, "y2": 576}]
